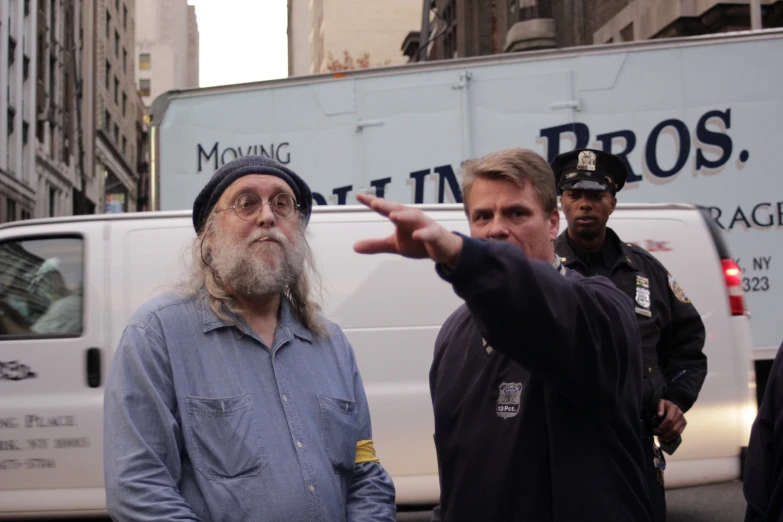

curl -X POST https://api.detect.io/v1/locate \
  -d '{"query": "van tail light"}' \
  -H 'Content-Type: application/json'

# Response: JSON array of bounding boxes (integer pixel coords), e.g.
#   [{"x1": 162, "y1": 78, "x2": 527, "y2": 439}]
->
[{"x1": 721, "y1": 259, "x2": 746, "y2": 316}]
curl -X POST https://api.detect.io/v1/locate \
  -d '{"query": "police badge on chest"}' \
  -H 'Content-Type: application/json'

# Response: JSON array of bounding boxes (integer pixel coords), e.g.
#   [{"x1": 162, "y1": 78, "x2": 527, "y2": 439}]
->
[
  {"x1": 635, "y1": 274, "x2": 652, "y2": 317},
  {"x1": 496, "y1": 382, "x2": 523, "y2": 419}
]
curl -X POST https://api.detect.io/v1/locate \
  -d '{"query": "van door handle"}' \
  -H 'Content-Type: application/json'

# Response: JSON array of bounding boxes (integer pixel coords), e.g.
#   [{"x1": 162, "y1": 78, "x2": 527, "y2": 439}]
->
[{"x1": 86, "y1": 348, "x2": 102, "y2": 388}]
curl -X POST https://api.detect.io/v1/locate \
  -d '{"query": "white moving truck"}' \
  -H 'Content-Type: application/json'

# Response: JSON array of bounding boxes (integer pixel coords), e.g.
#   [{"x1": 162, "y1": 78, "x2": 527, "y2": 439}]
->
[
  {"x1": 148, "y1": 28, "x2": 783, "y2": 395},
  {"x1": 0, "y1": 204, "x2": 755, "y2": 518}
]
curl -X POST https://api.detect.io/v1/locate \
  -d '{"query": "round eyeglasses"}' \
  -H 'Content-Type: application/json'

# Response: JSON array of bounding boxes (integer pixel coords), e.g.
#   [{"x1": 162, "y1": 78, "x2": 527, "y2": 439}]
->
[{"x1": 216, "y1": 193, "x2": 300, "y2": 221}]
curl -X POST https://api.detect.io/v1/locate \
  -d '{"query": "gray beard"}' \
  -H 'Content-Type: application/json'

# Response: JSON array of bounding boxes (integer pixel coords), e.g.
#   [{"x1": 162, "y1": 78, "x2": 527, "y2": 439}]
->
[{"x1": 211, "y1": 225, "x2": 305, "y2": 301}]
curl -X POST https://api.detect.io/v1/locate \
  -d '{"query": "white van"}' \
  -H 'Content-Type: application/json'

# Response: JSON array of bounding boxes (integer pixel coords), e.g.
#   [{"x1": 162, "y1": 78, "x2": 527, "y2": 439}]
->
[{"x1": 0, "y1": 203, "x2": 756, "y2": 519}]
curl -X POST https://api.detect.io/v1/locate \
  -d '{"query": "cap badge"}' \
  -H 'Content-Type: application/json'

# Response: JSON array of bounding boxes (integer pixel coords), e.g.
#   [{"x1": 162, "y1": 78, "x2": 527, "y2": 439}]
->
[{"x1": 577, "y1": 150, "x2": 597, "y2": 172}]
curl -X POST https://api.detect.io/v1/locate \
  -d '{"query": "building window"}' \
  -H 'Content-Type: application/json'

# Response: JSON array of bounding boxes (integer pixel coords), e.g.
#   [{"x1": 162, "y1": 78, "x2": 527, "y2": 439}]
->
[
  {"x1": 48, "y1": 122, "x2": 55, "y2": 157},
  {"x1": 122, "y1": 135, "x2": 127, "y2": 155},
  {"x1": 24, "y1": 0, "x2": 30, "y2": 17},
  {"x1": 123, "y1": 5, "x2": 128, "y2": 29},
  {"x1": 20, "y1": 209, "x2": 31, "y2": 220},
  {"x1": 122, "y1": 92, "x2": 127, "y2": 116},
  {"x1": 442, "y1": 0, "x2": 457, "y2": 59},
  {"x1": 105, "y1": 110, "x2": 111, "y2": 132},
  {"x1": 106, "y1": 10, "x2": 111, "y2": 39},
  {"x1": 113, "y1": 123, "x2": 119, "y2": 143},
  {"x1": 7, "y1": 108, "x2": 15, "y2": 135},
  {"x1": 115, "y1": 31, "x2": 119, "y2": 57},
  {"x1": 49, "y1": 187, "x2": 56, "y2": 217},
  {"x1": 23, "y1": 55, "x2": 30, "y2": 81},
  {"x1": 22, "y1": 121, "x2": 29, "y2": 146},
  {"x1": 139, "y1": 53, "x2": 151, "y2": 70},
  {"x1": 114, "y1": 76, "x2": 119, "y2": 103},
  {"x1": 123, "y1": 48, "x2": 127, "y2": 73},
  {"x1": 621, "y1": 23, "x2": 634, "y2": 42},
  {"x1": 105, "y1": 170, "x2": 127, "y2": 213},
  {"x1": 49, "y1": 57, "x2": 56, "y2": 103},
  {"x1": 8, "y1": 37, "x2": 16, "y2": 66},
  {"x1": 116, "y1": 0, "x2": 120, "y2": 10},
  {"x1": 6, "y1": 198, "x2": 16, "y2": 222},
  {"x1": 139, "y1": 79, "x2": 151, "y2": 97},
  {"x1": 106, "y1": 61, "x2": 111, "y2": 89}
]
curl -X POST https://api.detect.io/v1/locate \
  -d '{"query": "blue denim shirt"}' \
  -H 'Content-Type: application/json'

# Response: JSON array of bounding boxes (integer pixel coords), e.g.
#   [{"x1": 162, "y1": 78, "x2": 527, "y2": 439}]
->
[{"x1": 103, "y1": 291, "x2": 396, "y2": 522}]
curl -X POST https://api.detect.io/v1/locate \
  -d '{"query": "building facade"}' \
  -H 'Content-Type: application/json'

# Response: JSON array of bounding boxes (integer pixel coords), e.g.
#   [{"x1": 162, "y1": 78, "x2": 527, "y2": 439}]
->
[
  {"x1": 0, "y1": 0, "x2": 97, "y2": 224},
  {"x1": 0, "y1": 0, "x2": 37, "y2": 222},
  {"x1": 0, "y1": 0, "x2": 156, "y2": 224},
  {"x1": 405, "y1": 0, "x2": 783, "y2": 63},
  {"x1": 592, "y1": 0, "x2": 783, "y2": 45},
  {"x1": 96, "y1": 0, "x2": 142, "y2": 214},
  {"x1": 186, "y1": 4, "x2": 198, "y2": 88},
  {"x1": 36, "y1": 0, "x2": 92, "y2": 219},
  {"x1": 288, "y1": 0, "x2": 421, "y2": 76},
  {"x1": 135, "y1": 0, "x2": 199, "y2": 108},
  {"x1": 134, "y1": 87, "x2": 149, "y2": 212}
]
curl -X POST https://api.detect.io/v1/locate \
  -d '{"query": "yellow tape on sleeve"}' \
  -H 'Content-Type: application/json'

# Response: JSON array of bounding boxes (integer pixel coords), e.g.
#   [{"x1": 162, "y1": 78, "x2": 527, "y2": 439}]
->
[{"x1": 355, "y1": 440, "x2": 380, "y2": 464}]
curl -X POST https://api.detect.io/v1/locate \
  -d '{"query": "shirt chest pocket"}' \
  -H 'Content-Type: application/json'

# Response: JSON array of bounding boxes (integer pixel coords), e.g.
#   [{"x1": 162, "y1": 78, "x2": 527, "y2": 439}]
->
[
  {"x1": 318, "y1": 394, "x2": 360, "y2": 476},
  {"x1": 186, "y1": 393, "x2": 268, "y2": 480}
]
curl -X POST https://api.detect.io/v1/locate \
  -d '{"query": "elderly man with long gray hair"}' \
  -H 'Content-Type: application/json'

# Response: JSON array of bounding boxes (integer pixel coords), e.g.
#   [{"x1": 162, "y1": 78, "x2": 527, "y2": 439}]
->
[{"x1": 103, "y1": 156, "x2": 396, "y2": 522}]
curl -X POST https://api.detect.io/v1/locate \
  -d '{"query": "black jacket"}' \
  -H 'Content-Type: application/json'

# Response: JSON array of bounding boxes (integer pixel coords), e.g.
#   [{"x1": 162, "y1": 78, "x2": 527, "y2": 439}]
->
[
  {"x1": 555, "y1": 229, "x2": 707, "y2": 415},
  {"x1": 430, "y1": 235, "x2": 653, "y2": 522},
  {"x1": 744, "y1": 342, "x2": 783, "y2": 522}
]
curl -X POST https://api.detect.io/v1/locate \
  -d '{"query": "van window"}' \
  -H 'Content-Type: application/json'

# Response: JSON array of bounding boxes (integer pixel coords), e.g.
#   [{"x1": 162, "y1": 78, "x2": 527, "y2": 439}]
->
[{"x1": 0, "y1": 236, "x2": 84, "y2": 337}]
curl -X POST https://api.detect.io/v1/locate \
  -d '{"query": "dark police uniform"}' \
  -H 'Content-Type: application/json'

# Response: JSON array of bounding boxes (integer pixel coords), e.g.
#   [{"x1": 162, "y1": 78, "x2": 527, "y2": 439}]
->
[
  {"x1": 552, "y1": 148, "x2": 708, "y2": 522},
  {"x1": 744, "y1": 341, "x2": 783, "y2": 522},
  {"x1": 429, "y1": 234, "x2": 653, "y2": 522}
]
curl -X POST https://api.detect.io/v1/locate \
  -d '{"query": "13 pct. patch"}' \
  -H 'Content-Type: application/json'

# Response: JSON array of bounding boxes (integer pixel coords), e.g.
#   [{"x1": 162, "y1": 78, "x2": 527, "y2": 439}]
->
[
  {"x1": 496, "y1": 382, "x2": 523, "y2": 419},
  {"x1": 668, "y1": 272, "x2": 690, "y2": 303}
]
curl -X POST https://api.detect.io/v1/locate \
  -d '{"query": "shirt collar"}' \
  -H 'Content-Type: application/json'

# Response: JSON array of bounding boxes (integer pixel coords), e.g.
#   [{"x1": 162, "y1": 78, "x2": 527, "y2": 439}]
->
[
  {"x1": 199, "y1": 290, "x2": 314, "y2": 343},
  {"x1": 556, "y1": 228, "x2": 637, "y2": 271}
]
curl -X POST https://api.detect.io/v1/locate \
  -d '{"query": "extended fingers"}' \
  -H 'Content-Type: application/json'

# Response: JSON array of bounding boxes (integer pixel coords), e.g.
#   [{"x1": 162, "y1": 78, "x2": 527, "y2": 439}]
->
[
  {"x1": 353, "y1": 236, "x2": 398, "y2": 255},
  {"x1": 389, "y1": 207, "x2": 430, "y2": 229}
]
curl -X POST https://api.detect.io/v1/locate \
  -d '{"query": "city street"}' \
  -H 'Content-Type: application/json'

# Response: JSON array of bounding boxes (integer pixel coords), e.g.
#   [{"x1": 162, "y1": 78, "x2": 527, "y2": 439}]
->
[
  {"x1": 396, "y1": 480, "x2": 748, "y2": 521},
  {"x1": 0, "y1": 479, "x2": 749, "y2": 521},
  {"x1": 0, "y1": 1, "x2": 777, "y2": 522}
]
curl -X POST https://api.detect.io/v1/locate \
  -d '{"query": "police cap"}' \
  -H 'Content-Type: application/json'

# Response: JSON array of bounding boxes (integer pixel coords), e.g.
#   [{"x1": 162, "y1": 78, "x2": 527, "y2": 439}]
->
[{"x1": 551, "y1": 148, "x2": 628, "y2": 194}]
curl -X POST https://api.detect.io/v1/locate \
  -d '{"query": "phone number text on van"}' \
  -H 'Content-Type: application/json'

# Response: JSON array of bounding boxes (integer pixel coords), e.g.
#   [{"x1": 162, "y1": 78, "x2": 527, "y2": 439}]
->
[{"x1": 0, "y1": 459, "x2": 55, "y2": 470}]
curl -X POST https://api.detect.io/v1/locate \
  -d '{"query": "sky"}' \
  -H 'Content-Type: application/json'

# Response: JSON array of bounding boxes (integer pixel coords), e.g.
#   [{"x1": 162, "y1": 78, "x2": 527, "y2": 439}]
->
[{"x1": 187, "y1": 0, "x2": 289, "y2": 88}]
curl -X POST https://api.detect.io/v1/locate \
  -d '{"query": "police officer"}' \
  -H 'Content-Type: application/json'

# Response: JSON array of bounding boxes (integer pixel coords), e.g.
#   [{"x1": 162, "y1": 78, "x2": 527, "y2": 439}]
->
[{"x1": 552, "y1": 148, "x2": 708, "y2": 522}]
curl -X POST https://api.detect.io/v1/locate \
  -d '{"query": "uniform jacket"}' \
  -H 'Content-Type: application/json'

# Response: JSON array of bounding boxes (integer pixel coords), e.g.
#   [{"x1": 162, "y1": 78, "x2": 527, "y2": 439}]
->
[
  {"x1": 556, "y1": 229, "x2": 707, "y2": 415},
  {"x1": 430, "y1": 235, "x2": 653, "y2": 522},
  {"x1": 745, "y1": 342, "x2": 783, "y2": 522}
]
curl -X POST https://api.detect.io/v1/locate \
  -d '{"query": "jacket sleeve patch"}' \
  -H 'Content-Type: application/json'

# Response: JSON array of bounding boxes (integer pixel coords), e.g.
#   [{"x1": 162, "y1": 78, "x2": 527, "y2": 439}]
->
[
  {"x1": 668, "y1": 272, "x2": 691, "y2": 303},
  {"x1": 355, "y1": 440, "x2": 380, "y2": 464}
]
